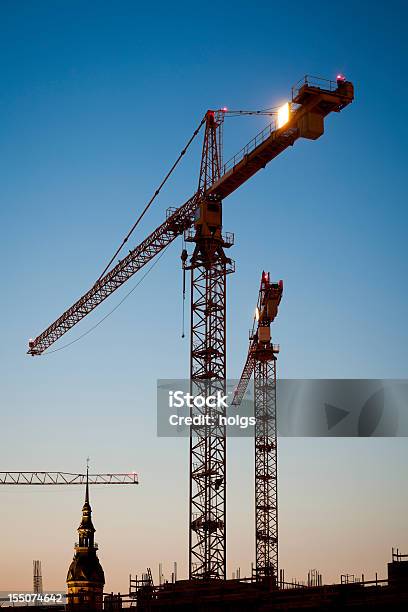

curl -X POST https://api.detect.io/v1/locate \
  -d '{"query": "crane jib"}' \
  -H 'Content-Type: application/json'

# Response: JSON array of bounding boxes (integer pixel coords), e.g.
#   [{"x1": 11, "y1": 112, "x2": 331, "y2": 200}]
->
[
  {"x1": 0, "y1": 472, "x2": 139, "y2": 485},
  {"x1": 28, "y1": 77, "x2": 353, "y2": 355}
]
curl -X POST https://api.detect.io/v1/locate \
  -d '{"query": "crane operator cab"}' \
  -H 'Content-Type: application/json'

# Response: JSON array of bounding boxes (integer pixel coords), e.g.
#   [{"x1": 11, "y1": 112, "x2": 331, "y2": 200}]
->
[{"x1": 194, "y1": 195, "x2": 223, "y2": 241}]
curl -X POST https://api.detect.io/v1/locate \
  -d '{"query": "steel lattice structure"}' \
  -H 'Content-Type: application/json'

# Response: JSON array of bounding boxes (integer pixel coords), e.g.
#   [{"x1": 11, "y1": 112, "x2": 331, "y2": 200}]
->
[
  {"x1": 187, "y1": 111, "x2": 233, "y2": 579},
  {"x1": 189, "y1": 260, "x2": 229, "y2": 579},
  {"x1": 0, "y1": 472, "x2": 139, "y2": 485},
  {"x1": 254, "y1": 357, "x2": 278, "y2": 581},
  {"x1": 233, "y1": 273, "x2": 282, "y2": 582},
  {"x1": 33, "y1": 560, "x2": 43, "y2": 595}
]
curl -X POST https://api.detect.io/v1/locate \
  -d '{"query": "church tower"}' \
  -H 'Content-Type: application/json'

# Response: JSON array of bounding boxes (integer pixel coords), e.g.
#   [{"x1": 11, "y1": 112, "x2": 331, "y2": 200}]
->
[{"x1": 67, "y1": 470, "x2": 105, "y2": 610}]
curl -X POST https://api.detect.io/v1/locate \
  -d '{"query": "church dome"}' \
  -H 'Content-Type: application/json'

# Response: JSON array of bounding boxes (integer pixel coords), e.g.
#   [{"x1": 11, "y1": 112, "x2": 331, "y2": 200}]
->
[{"x1": 67, "y1": 552, "x2": 105, "y2": 584}]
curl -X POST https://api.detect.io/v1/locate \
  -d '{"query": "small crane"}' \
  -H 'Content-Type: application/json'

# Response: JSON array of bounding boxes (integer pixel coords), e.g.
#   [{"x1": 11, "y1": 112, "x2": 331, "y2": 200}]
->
[{"x1": 232, "y1": 272, "x2": 282, "y2": 583}]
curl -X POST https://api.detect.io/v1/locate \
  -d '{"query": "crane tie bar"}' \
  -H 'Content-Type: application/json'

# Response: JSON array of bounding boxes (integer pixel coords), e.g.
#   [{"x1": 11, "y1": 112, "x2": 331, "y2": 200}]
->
[{"x1": 97, "y1": 116, "x2": 206, "y2": 281}]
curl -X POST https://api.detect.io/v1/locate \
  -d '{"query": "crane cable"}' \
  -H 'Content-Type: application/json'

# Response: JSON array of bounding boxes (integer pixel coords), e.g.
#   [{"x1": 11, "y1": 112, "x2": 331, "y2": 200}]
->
[
  {"x1": 42, "y1": 243, "x2": 171, "y2": 355},
  {"x1": 181, "y1": 234, "x2": 187, "y2": 339},
  {"x1": 223, "y1": 106, "x2": 281, "y2": 117},
  {"x1": 97, "y1": 115, "x2": 206, "y2": 282}
]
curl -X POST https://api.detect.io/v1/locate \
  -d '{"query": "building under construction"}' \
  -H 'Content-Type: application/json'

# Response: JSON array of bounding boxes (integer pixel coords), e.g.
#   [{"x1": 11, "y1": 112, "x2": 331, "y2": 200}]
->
[{"x1": 127, "y1": 551, "x2": 408, "y2": 611}]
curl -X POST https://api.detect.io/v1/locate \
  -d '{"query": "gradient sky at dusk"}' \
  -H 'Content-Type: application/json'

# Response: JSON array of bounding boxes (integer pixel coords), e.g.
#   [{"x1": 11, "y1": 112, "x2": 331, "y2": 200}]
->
[{"x1": 1, "y1": 0, "x2": 408, "y2": 593}]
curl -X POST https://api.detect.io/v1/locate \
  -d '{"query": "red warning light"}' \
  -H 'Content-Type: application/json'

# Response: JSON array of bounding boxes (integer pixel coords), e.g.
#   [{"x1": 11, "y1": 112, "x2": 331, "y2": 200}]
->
[{"x1": 336, "y1": 73, "x2": 346, "y2": 82}]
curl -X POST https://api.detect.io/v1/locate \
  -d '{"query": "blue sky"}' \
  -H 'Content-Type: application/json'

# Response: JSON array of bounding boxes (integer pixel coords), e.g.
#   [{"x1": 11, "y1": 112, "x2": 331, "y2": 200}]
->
[{"x1": 1, "y1": 0, "x2": 407, "y2": 593}]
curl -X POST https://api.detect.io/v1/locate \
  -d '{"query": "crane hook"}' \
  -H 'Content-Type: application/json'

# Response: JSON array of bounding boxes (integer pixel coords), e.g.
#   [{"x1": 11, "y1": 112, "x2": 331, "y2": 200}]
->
[{"x1": 181, "y1": 249, "x2": 188, "y2": 338}]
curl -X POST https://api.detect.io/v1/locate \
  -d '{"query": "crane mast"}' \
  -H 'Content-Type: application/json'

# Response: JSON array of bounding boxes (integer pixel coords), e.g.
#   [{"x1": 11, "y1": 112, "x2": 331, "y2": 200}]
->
[
  {"x1": 185, "y1": 111, "x2": 233, "y2": 579},
  {"x1": 233, "y1": 272, "x2": 283, "y2": 583},
  {"x1": 26, "y1": 74, "x2": 354, "y2": 583}
]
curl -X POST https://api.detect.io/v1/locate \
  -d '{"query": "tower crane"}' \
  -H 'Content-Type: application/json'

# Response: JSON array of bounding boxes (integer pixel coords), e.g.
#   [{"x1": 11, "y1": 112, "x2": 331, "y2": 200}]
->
[
  {"x1": 232, "y1": 272, "x2": 282, "y2": 583},
  {"x1": 27, "y1": 75, "x2": 354, "y2": 581}
]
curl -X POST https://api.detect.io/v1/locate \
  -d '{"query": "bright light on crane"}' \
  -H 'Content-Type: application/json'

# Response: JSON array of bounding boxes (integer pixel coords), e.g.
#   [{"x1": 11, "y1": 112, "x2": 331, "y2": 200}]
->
[
  {"x1": 277, "y1": 102, "x2": 290, "y2": 128},
  {"x1": 255, "y1": 307, "x2": 260, "y2": 321}
]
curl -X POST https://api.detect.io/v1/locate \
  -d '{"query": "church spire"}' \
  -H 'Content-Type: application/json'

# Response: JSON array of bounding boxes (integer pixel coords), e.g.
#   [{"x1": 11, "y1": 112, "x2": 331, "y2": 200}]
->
[
  {"x1": 67, "y1": 461, "x2": 105, "y2": 610},
  {"x1": 77, "y1": 464, "x2": 96, "y2": 550}
]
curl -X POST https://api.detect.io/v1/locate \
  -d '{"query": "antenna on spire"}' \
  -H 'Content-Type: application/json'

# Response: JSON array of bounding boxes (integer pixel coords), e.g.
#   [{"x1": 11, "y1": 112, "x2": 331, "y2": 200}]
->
[{"x1": 85, "y1": 457, "x2": 90, "y2": 503}]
